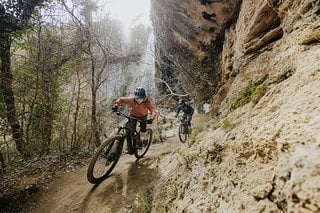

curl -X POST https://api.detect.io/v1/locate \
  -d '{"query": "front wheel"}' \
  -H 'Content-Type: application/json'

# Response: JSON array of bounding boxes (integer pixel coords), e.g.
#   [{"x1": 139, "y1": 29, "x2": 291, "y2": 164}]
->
[
  {"x1": 87, "y1": 135, "x2": 123, "y2": 184},
  {"x1": 134, "y1": 128, "x2": 153, "y2": 159},
  {"x1": 178, "y1": 124, "x2": 189, "y2": 143}
]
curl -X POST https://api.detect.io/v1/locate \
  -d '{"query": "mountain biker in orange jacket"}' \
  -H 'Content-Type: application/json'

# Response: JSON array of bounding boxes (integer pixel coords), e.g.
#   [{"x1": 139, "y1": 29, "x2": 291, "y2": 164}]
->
[{"x1": 112, "y1": 87, "x2": 158, "y2": 154}]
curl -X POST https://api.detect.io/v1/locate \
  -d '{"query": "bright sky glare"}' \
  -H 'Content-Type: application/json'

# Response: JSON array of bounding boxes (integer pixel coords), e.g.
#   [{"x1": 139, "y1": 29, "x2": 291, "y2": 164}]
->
[{"x1": 105, "y1": 0, "x2": 151, "y2": 28}]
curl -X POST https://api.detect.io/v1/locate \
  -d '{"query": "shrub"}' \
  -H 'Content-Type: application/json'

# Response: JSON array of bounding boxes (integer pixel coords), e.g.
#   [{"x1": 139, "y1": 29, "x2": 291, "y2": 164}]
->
[
  {"x1": 221, "y1": 117, "x2": 235, "y2": 131},
  {"x1": 231, "y1": 75, "x2": 268, "y2": 110}
]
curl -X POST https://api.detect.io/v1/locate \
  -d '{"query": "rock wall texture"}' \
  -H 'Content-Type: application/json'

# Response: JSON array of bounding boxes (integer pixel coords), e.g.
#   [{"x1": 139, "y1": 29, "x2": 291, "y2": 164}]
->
[
  {"x1": 151, "y1": 0, "x2": 242, "y2": 104},
  {"x1": 151, "y1": 0, "x2": 320, "y2": 212}
]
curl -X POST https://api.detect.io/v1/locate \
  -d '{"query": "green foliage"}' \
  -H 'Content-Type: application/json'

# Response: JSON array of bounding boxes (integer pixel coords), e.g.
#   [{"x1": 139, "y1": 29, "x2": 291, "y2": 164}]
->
[
  {"x1": 231, "y1": 75, "x2": 268, "y2": 110},
  {"x1": 187, "y1": 128, "x2": 199, "y2": 147},
  {"x1": 251, "y1": 84, "x2": 268, "y2": 104},
  {"x1": 153, "y1": 132, "x2": 166, "y2": 144},
  {"x1": 177, "y1": 150, "x2": 197, "y2": 167},
  {"x1": 0, "y1": 0, "x2": 49, "y2": 36},
  {"x1": 10, "y1": 22, "x2": 87, "y2": 155},
  {"x1": 137, "y1": 189, "x2": 153, "y2": 213}
]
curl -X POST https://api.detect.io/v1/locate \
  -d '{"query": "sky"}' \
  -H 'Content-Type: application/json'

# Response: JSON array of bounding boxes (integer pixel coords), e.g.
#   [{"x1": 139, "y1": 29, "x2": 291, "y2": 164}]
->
[{"x1": 104, "y1": 0, "x2": 151, "y2": 29}]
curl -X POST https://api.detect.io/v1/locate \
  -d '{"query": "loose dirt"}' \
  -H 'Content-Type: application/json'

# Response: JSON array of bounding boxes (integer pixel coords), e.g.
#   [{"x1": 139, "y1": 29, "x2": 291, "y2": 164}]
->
[{"x1": 23, "y1": 134, "x2": 181, "y2": 213}]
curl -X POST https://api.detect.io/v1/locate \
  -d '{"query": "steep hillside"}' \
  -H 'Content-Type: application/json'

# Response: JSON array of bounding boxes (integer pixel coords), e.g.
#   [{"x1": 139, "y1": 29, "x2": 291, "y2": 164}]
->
[{"x1": 151, "y1": 0, "x2": 320, "y2": 212}]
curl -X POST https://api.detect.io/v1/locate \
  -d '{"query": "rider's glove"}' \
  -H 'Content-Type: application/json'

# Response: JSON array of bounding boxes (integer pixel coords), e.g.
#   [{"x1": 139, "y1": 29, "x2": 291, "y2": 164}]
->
[
  {"x1": 111, "y1": 105, "x2": 118, "y2": 112},
  {"x1": 147, "y1": 119, "x2": 153, "y2": 124}
]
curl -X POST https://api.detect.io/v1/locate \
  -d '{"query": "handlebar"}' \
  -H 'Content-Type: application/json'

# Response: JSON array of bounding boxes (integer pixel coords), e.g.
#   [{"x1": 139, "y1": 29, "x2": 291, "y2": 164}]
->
[{"x1": 114, "y1": 111, "x2": 147, "y2": 123}]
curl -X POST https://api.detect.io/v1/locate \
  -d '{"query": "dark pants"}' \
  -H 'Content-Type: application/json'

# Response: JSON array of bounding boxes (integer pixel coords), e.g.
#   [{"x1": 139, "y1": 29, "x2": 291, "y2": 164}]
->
[{"x1": 125, "y1": 115, "x2": 147, "y2": 152}]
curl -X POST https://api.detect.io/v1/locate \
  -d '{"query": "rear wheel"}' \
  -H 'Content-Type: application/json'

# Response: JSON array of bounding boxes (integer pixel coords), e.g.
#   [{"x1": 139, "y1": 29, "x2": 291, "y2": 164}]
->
[
  {"x1": 178, "y1": 124, "x2": 188, "y2": 143},
  {"x1": 134, "y1": 128, "x2": 153, "y2": 159},
  {"x1": 87, "y1": 135, "x2": 123, "y2": 184}
]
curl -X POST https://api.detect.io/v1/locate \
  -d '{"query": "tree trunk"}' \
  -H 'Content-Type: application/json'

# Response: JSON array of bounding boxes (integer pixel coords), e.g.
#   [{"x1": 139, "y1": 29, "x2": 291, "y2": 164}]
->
[
  {"x1": 40, "y1": 67, "x2": 54, "y2": 155},
  {"x1": 71, "y1": 69, "x2": 81, "y2": 150},
  {"x1": 88, "y1": 41, "x2": 101, "y2": 148},
  {"x1": 0, "y1": 35, "x2": 28, "y2": 158},
  {"x1": 90, "y1": 55, "x2": 100, "y2": 148},
  {"x1": 0, "y1": 150, "x2": 5, "y2": 173}
]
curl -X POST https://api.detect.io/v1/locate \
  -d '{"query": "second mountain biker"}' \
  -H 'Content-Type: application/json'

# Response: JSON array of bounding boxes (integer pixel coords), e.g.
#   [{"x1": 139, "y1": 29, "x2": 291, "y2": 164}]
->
[{"x1": 175, "y1": 99, "x2": 194, "y2": 127}]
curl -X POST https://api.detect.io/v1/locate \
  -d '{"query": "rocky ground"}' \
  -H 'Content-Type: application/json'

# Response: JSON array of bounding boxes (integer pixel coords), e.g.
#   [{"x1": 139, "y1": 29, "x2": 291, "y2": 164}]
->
[{"x1": 0, "y1": 152, "x2": 91, "y2": 212}]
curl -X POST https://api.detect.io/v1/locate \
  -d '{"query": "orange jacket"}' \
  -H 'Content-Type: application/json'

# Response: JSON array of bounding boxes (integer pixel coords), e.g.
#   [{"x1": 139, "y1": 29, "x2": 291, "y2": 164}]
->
[{"x1": 114, "y1": 97, "x2": 158, "y2": 120}]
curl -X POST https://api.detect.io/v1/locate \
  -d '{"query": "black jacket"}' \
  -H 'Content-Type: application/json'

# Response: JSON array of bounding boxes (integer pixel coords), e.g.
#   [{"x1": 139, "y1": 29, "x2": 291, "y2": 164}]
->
[{"x1": 176, "y1": 103, "x2": 194, "y2": 116}]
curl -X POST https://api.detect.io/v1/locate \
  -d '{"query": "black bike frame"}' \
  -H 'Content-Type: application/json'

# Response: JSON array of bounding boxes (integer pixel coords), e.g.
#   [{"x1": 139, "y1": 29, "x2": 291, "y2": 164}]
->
[
  {"x1": 180, "y1": 115, "x2": 189, "y2": 127},
  {"x1": 114, "y1": 111, "x2": 147, "y2": 148}
]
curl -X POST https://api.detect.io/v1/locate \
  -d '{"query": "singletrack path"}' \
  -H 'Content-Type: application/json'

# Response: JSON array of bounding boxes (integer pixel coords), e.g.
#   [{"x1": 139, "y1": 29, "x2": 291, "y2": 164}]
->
[{"x1": 25, "y1": 135, "x2": 181, "y2": 213}]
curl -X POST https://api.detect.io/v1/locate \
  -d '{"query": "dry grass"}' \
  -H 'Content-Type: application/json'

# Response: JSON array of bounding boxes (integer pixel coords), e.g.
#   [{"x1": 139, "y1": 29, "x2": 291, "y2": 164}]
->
[
  {"x1": 230, "y1": 75, "x2": 268, "y2": 110},
  {"x1": 221, "y1": 117, "x2": 235, "y2": 131},
  {"x1": 300, "y1": 31, "x2": 320, "y2": 45},
  {"x1": 192, "y1": 114, "x2": 210, "y2": 132}
]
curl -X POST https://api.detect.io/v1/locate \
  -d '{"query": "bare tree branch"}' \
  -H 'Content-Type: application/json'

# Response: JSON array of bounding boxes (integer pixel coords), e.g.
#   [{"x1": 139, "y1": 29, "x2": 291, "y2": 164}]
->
[{"x1": 155, "y1": 77, "x2": 189, "y2": 97}]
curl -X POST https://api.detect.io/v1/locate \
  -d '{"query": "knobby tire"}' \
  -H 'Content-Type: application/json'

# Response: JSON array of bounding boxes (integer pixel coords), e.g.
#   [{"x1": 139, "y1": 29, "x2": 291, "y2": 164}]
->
[
  {"x1": 179, "y1": 124, "x2": 191, "y2": 143},
  {"x1": 178, "y1": 124, "x2": 189, "y2": 143},
  {"x1": 87, "y1": 135, "x2": 123, "y2": 184},
  {"x1": 134, "y1": 128, "x2": 153, "y2": 159}
]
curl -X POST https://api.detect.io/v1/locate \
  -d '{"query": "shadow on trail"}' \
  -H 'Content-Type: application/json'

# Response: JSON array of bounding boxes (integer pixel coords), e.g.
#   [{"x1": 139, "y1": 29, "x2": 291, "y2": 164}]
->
[
  {"x1": 80, "y1": 157, "x2": 159, "y2": 212},
  {"x1": 79, "y1": 182, "x2": 101, "y2": 213}
]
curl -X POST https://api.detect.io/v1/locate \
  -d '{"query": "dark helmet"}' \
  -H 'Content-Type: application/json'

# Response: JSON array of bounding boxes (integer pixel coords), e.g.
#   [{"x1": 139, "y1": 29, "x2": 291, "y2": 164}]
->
[
  {"x1": 178, "y1": 99, "x2": 186, "y2": 105},
  {"x1": 134, "y1": 87, "x2": 146, "y2": 99}
]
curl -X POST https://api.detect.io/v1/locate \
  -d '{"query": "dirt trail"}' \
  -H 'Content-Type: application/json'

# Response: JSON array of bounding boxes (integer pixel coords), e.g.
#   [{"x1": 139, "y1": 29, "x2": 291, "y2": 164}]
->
[{"x1": 25, "y1": 135, "x2": 181, "y2": 213}]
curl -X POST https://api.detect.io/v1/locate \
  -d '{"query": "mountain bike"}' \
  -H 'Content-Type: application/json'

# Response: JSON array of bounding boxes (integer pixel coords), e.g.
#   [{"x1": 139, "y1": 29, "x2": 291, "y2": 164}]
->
[
  {"x1": 178, "y1": 115, "x2": 192, "y2": 143},
  {"x1": 87, "y1": 111, "x2": 153, "y2": 184}
]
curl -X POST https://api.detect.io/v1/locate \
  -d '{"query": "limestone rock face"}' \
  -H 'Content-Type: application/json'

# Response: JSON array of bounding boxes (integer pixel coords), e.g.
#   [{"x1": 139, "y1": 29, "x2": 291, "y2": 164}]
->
[
  {"x1": 217, "y1": 0, "x2": 319, "y2": 116},
  {"x1": 151, "y1": 0, "x2": 320, "y2": 212},
  {"x1": 151, "y1": 0, "x2": 241, "y2": 103},
  {"x1": 151, "y1": 0, "x2": 241, "y2": 58}
]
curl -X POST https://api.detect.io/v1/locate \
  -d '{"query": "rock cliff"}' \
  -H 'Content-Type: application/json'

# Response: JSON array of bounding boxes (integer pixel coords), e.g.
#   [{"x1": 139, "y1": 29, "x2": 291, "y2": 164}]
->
[
  {"x1": 151, "y1": 0, "x2": 242, "y2": 104},
  {"x1": 151, "y1": 0, "x2": 320, "y2": 212}
]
